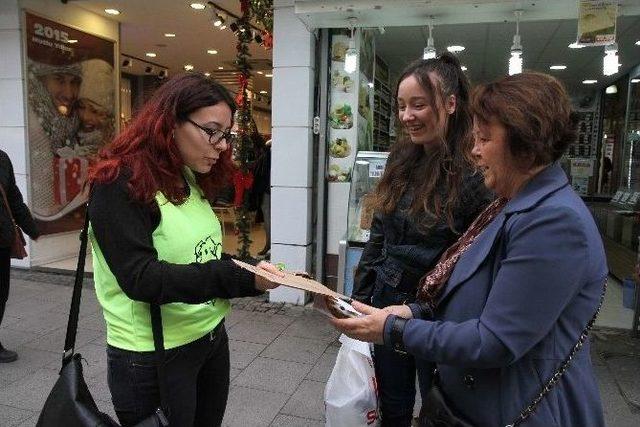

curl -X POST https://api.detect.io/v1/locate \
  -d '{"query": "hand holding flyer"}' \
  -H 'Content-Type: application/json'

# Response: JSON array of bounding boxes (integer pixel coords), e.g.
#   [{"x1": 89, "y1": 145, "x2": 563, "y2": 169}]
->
[{"x1": 232, "y1": 259, "x2": 362, "y2": 319}]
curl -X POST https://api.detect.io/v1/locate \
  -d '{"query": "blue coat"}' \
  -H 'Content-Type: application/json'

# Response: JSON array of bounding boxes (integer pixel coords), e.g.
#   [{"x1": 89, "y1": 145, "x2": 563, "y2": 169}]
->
[{"x1": 403, "y1": 164, "x2": 606, "y2": 426}]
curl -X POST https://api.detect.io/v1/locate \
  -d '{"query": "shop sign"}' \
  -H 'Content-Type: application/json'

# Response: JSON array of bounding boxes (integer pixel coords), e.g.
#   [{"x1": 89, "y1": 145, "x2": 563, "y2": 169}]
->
[
  {"x1": 570, "y1": 158, "x2": 594, "y2": 178},
  {"x1": 576, "y1": 0, "x2": 618, "y2": 45},
  {"x1": 24, "y1": 11, "x2": 116, "y2": 235}
]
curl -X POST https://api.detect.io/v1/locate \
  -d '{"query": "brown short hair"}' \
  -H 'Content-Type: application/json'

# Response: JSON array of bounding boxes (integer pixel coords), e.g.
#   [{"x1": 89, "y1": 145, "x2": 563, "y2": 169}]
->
[{"x1": 470, "y1": 72, "x2": 577, "y2": 167}]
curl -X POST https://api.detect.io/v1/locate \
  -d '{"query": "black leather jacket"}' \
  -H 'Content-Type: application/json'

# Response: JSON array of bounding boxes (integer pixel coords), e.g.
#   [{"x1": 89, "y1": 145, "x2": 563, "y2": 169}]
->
[
  {"x1": 351, "y1": 172, "x2": 492, "y2": 307},
  {"x1": 0, "y1": 150, "x2": 39, "y2": 247}
]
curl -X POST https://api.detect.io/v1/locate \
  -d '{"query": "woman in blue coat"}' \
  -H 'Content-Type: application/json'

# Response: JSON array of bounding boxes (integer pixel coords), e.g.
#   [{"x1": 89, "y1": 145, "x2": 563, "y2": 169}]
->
[{"x1": 331, "y1": 72, "x2": 606, "y2": 427}]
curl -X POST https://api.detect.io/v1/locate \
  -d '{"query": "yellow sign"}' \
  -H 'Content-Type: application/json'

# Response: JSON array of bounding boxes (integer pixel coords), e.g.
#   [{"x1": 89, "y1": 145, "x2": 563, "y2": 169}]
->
[{"x1": 577, "y1": 0, "x2": 618, "y2": 45}]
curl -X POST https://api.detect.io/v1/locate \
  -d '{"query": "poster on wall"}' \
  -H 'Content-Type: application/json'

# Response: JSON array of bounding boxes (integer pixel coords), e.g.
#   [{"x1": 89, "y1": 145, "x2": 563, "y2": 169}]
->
[
  {"x1": 328, "y1": 31, "x2": 355, "y2": 183},
  {"x1": 25, "y1": 12, "x2": 116, "y2": 235},
  {"x1": 576, "y1": 0, "x2": 618, "y2": 45}
]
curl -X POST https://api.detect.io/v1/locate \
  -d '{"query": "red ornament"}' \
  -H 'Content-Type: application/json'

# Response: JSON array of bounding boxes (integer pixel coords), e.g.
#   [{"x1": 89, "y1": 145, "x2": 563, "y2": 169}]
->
[
  {"x1": 235, "y1": 91, "x2": 244, "y2": 107},
  {"x1": 261, "y1": 31, "x2": 273, "y2": 49},
  {"x1": 233, "y1": 169, "x2": 254, "y2": 207}
]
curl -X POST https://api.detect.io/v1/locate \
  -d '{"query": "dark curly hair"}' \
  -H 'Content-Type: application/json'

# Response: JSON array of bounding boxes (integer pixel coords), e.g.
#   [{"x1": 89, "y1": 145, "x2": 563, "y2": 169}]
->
[
  {"x1": 372, "y1": 52, "x2": 474, "y2": 230},
  {"x1": 470, "y1": 72, "x2": 578, "y2": 169}
]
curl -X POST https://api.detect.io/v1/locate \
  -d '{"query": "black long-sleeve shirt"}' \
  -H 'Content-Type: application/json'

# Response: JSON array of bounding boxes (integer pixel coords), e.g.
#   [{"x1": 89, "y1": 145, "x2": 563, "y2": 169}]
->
[
  {"x1": 89, "y1": 171, "x2": 261, "y2": 306},
  {"x1": 0, "y1": 150, "x2": 39, "y2": 247}
]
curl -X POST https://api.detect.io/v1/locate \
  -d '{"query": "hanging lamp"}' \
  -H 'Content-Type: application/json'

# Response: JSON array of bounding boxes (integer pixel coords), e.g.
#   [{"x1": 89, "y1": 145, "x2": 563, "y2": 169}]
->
[
  {"x1": 344, "y1": 17, "x2": 358, "y2": 74},
  {"x1": 509, "y1": 10, "x2": 523, "y2": 75},
  {"x1": 423, "y1": 19, "x2": 436, "y2": 60},
  {"x1": 603, "y1": 43, "x2": 619, "y2": 76}
]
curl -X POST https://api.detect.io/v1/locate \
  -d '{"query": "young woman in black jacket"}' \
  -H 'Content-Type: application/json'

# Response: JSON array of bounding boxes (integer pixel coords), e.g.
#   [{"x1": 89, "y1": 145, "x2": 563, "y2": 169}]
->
[
  {"x1": 0, "y1": 149, "x2": 40, "y2": 362},
  {"x1": 350, "y1": 54, "x2": 491, "y2": 426}
]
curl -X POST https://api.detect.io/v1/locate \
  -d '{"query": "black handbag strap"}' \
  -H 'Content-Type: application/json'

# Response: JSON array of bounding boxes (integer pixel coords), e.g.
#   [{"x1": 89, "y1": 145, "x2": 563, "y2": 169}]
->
[
  {"x1": 0, "y1": 182, "x2": 18, "y2": 229},
  {"x1": 62, "y1": 198, "x2": 170, "y2": 416},
  {"x1": 508, "y1": 280, "x2": 608, "y2": 427}
]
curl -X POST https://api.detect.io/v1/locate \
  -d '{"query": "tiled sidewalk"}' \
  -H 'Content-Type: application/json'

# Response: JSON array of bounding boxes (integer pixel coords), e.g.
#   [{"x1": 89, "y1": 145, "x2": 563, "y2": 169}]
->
[{"x1": 1, "y1": 270, "x2": 639, "y2": 426}]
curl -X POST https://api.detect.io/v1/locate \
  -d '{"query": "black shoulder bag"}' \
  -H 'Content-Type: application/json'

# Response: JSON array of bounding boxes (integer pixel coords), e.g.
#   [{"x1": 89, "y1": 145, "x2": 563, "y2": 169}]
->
[
  {"x1": 419, "y1": 280, "x2": 607, "y2": 427},
  {"x1": 36, "y1": 205, "x2": 170, "y2": 427}
]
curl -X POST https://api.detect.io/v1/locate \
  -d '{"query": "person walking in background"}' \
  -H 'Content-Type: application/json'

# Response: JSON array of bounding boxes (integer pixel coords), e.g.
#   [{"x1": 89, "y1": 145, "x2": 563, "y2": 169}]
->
[
  {"x1": 253, "y1": 138, "x2": 271, "y2": 257},
  {"x1": 0, "y1": 149, "x2": 40, "y2": 363},
  {"x1": 332, "y1": 72, "x2": 607, "y2": 427},
  {"x1": 350, "y1": 53, "x2": 491, "y2": 426},
  {"x1": 88, "y1": 73, "x2": 282, "y2": 426}
]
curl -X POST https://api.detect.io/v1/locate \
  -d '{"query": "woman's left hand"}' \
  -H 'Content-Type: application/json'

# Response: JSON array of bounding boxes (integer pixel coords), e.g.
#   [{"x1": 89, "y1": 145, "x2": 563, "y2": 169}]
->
[
  {"x1": 254, "y1": 261, "x2": 284, "y2": 291},
  {"x1": 329, "y1": 300, "x2": 390, "y2": 345}
]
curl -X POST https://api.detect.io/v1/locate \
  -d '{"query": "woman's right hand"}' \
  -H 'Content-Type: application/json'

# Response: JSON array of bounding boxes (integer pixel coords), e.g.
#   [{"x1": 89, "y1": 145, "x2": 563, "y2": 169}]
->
[{"x1": 254, "y1": 261, "x2": 284, "y2": 291}]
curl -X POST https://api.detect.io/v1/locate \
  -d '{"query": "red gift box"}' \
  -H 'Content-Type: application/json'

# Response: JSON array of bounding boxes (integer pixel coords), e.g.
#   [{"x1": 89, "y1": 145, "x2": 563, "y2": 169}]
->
[{"x1": 53, "y1": 157, "x2": 89, "y2": 205}]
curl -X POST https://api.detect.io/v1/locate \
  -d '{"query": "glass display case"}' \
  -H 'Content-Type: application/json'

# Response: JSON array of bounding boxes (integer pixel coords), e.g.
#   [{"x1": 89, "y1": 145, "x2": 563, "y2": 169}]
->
[
  {"x1": 338, "y1": 151, "x2": 389, "y2": 296},
  {"x1": 346, "y1": 151, "x2": 389, "y2": 243}
]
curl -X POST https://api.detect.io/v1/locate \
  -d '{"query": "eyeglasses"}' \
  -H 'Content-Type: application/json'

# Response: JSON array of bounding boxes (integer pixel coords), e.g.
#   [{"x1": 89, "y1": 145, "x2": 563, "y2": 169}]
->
[{"x1": 186, "y1": 118, "x2": 233, "y2": 147}]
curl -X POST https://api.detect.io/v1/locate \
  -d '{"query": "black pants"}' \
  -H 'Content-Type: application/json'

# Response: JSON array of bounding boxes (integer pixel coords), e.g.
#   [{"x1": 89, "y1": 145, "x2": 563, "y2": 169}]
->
[
  {"x1": 0, "y1": 247, "x2": 10, "y2": 328},
  {"x1": 372, "y1": 283, "x2": 417, "y2": 427},
  {"x1": 373, "y1": 343, "x2": 416, "y2": 427},
  {"x1": 107, "y1": 322, "x2": 230, "y2": 427}
]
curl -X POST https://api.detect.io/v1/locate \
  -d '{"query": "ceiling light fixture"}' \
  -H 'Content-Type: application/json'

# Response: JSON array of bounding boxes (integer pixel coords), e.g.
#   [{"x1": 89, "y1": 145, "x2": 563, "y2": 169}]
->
[
  {"x1": 190, "y1": 3, "x2": 206, "y2": 10},
  {"x1": 207, "y1": 49, "x2": 218, "y2": 55},
  {"x1": 549, "y1": 65, "x2": 567, "y2": 70},
  {"x1": 461, "y1": 65, "x2": 468, "y2": 71},
  {"x1": 344, "y1": 17, "x2": 358, "y2": 74},
  {"x1": 213, "y1": 12, "x2": 225, "y2": 27},
  {"x1": 164, "y1": 33, "x2": 176, "y2": 38},
  {"x1": 104, "y1": 9, "x2": 120, "y2": 15},
  {"x1": 606, "y1": 85, "x2": 618, "y2": 94},
  {"x1": 218, "y1": 66, "x2": 224, "y2": 70},
  {"x1": 447, "y1": 45, "x2": 465, "y2": 53},
  {"x1": 265, "y1": 73, "x2": 272, "y2": 77},
  {"x1": 569, "y1": 42, "x2": 584, "y2": 49},
  {"x1": 631, "y1": 78, "x2": 640, "y2": 83},
  {"x1": 184, "y1": 64, "x2": 194, "y2": 71},
  {"x1": 67, "y1": 39, "x2": 78, "y2": 44},
  {"x1": 145, "y1": 52, "x2": 157, "y2": 58},
  {"x1": 423, "y1": 18, "x2": 436, "y2": 60},
  {"x1": 204, "y1": 72, "x2": 211, "y2": 77},
  {"x1": 582, "y1": 79, "x2": 598, "y2": 84},
  {"x1": 509, "y1": 10, "x2": 524, "y2": 76},
  {"x1": 259, "y1": 90, "x2": 268, "y2": 94},
  {"x1": 257, "y1": 71, "x2": 264, "y2": 75},
  {"x1": 603, "y1": 43, "x2": 619, "y2": 76},
  {"x1": 636, "y1": 41, "x2": 640, "y2": 46}
]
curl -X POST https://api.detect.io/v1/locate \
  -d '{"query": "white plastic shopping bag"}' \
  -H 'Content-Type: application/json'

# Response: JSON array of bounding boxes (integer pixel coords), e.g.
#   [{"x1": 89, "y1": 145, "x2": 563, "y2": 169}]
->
[{"x1": 324, "y1": 334, "x2": 380, "y2": 427}]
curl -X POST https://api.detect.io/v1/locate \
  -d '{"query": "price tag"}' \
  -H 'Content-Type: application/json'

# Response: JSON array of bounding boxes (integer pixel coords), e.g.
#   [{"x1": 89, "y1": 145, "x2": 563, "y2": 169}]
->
[{"x1": 369, "y1": 162, "x2": 385, "y2": 178}]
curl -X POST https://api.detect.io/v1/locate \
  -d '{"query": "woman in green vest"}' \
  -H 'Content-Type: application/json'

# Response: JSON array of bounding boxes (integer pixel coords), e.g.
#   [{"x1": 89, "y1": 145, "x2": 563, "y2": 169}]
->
[{"x1": 88, "y1": 73, "x2": 281, "y2": 426}]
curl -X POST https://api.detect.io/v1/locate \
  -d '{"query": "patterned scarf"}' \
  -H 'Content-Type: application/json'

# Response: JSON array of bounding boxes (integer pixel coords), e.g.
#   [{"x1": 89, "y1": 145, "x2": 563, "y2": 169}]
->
[{"x1": 416, "y1": 197, "x2": 508, "y2": 307}]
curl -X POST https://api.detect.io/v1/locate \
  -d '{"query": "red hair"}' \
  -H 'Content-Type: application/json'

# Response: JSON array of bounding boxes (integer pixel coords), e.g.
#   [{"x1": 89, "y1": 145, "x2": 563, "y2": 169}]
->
[{"x1": 89, "y1": 73, "x2": 236, "y2": 205}]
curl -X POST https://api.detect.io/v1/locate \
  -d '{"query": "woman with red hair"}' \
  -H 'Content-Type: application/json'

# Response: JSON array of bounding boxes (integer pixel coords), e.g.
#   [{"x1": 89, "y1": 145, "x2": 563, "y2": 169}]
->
[{"x1": 88, "y1": 73, "x2": 281, "y2": 426}]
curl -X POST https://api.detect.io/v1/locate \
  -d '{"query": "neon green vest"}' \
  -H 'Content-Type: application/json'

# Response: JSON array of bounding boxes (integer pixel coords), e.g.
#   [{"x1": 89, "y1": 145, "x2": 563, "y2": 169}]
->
[{"x1": 90, "y1": 169, "x2": 228, "y2": 351}]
